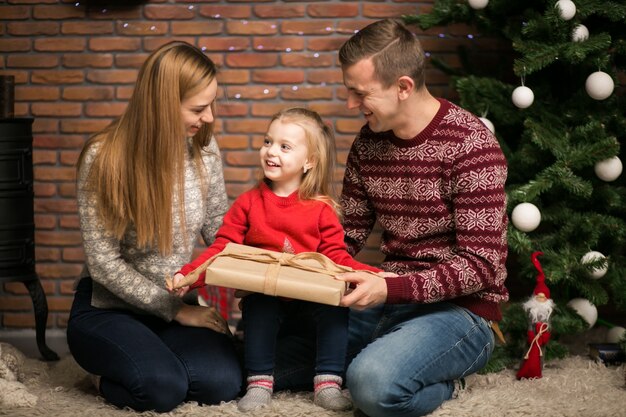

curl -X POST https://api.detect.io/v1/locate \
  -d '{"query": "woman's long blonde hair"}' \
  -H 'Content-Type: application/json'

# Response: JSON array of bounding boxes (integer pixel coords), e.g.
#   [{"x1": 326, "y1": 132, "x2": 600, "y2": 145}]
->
[
  {"x1": 77, "y1": 41, "x2": 218, "y2": 255},
  {"x1": 266, "y1": 107, "x2": 340, "y2": 214}
]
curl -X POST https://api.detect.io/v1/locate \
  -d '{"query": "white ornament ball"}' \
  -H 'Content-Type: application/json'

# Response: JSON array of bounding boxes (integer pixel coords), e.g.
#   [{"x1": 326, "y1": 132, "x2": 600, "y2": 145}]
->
[
  {"x1": 512, "y1": 86, "x2": 534, "y2": 109},
  {"x1": 594, "y1": 156, "x2": 623, "y2": 182},
  {"x1": 511, "y1": 202, "x2": 541, "y2": 232},
  {"x1": 606, "y1": 326, "x2": 626, "y2": 343},
  {"x1": 479, "y1": 117, "x2": 495, "y2": 134},
  {"x1": 581, "y1": 251, "x2": 608, "y2": 279},
  {"x1": 572, "y1": 24, "x2": 589, "y2": 42},
  {"x1": 468, "y1": 0, "x2": 489, "y2": 10},
  {"x1": 567, "y1": 298, "x2": 598, "y2": 328},
  {"x1": 555, "y1": 0, "x2": 576, "y2": 20},
  {"x1": 585, "y1": 71, "x2": 614, "y2": 100}
]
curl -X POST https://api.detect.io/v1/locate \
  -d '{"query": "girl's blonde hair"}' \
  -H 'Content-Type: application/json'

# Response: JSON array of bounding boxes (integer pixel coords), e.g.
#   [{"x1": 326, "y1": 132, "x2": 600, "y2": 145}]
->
[
  {"x1": 267, "y1": 107, "x2": 340, "y2": 213},
  {"x1": 77, "y1": 41, "x2": 218, "y2": 255}
]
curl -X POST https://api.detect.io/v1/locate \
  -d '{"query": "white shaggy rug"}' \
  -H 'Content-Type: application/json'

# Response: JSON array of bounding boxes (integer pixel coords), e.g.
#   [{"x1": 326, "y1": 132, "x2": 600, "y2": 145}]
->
[{"x1": 1, "y1": 349, "x2": 624, "y2": 417}]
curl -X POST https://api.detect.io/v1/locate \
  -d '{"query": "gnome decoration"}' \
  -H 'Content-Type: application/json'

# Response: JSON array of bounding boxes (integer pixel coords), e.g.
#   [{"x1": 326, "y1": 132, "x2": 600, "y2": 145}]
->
[{"x1": 516, "y1": 251, "x2": 555, "y2": 380}]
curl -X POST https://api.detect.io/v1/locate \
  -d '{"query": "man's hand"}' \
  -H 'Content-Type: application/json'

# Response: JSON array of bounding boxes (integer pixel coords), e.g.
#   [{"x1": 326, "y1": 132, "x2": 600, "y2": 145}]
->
[
  {"x1": 335, "y1": 271, "x2": 395, "y2": 310},
  {"x1": 174, "y1": 304, "x2": 232, "y2": 336}
]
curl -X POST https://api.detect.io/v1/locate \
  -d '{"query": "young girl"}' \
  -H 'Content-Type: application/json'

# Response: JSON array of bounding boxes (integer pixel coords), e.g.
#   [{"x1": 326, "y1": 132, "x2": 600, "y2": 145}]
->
[{"x1": 170, "y1": 107, "x2": 382, "y2": 412}]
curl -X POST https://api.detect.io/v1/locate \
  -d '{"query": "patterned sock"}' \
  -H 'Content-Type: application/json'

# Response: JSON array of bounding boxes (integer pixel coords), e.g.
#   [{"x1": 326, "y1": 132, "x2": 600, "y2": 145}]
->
[
  {"x1": 237, "y1": 375, "x2": 273, "y2": 412},
  {"x1": 313, "y1": 374, "x2": 352, "y2": 411}
]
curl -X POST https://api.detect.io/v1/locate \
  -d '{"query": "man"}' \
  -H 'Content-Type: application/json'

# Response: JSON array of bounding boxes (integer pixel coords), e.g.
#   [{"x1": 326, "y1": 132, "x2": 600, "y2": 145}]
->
[
  {"x1": 332, "y1": 19, "x2": 509, "y2": 417},
  {"x1": 273, "y1": 18, "x2": 508, "y2": 416}
]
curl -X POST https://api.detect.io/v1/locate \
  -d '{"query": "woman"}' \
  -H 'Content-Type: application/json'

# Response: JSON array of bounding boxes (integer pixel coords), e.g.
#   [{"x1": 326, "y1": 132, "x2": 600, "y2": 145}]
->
[{"x1": 66, "y1": 41, "x2": 242, "y2": 412}]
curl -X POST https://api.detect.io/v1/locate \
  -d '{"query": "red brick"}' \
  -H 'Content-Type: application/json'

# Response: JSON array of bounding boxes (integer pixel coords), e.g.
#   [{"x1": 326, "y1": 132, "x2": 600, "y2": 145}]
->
[
  {"x1": 35, "y1": 214, "x2": 57, "y2": 229},
  {"x1": 0, "y1": 40, "x2": 30, "y2": 54},
  {"x1": 308, "y1": 69, "x2": 344, "y2": 84},
  {"x1": 198, "y1": 37, "x2": 250, "y2": 51},
  {"x1": 58, "y1": 184, "x2": 77, "y2": 198},
  {"x1": 216, "y1": 102, "x2": 248, "y2": 117},
  {"x1": 86, "y1": 7, "x2": 141, "y2": 20},
  {"x1": 35, "y1": 38, "x2": 86, "y2": 52},
  {"x1": 59, "y1": 214, "x2": 80, "y2": 229},
  {"x1": 15, "y1": 86, "x2": 60, "y2": 101},
  {"x1": 34, "y1": 231, "x2": 82, "y2": 246},
  {"x1": 63, "y1": 53, "x2": 114, "y2": 68},
  {"x1": 308, "y1": 37, "x2": 349, "y2": 52},
  {"x1": 199, "y1": 5, "x2": 251, "y2": 19},
  {"x1": 335, "y1": 119, "x2": 365, "y2": 134},
  {"x1": 226, "y1": 86, "x2": 278, "y2": 100},
  {"x1": 8, "y1": 54, "x2": 58, "y2": 68},
  {"x1": 216, "y1": 69, "x2": 250, "y2": 85},
  {"x1": 60, "y1": 280, "x2": 78, "y2": 295},
  {"x1": 0, "y1": 6, "x2": 30, "y2": 19},
  {"x1": 223, "y1": 167, "x2": 253, "y2": 183},
  {"x1": 85, "y1": 102, "x2": 127, "y2": 117},
  {"x1": 60, "y1": 246, "x2": 84, "y2": 263},
  {"x1": 116, "y1": 86, "x2": 134, "y2": 100},
  {"x1": 253, "y1": 37, "x2": 304, "y2": 52},
  {"x1": 362, "y1": 4, "x2": 417, "y2": 18},
  {"x1": 62, "y1": 21, "x2": 113, "y2": 35},
  {"x1": 226, "y1": 20, "x2": 278, "y2": 36},
  {"x1": 0, "y1": 297, "x2": 34, "y2": 310},
  {"x1": 60, "y1": 119, "x2": 110, "y2": 134},
  {"x1": 34, "y1": 135, "x2": 85, "y2": 149},
  {"x1": 31, "y1": 70, "x2": 84, "y2": 84},
  {"x1": 281, "y1": 53, "x2": 333, "y2": 68},
  {"x1": 117, "y1": 21, "x2": 168, "y2": 36},
  {"x1": 89, "y1": 37, "x2": 141, "y2": 52},
  {"x1": 250, "y1": 102, "x2": 291, "y2": 117},
  {"x1": 172, "y1": 21, "x2": 223, "y2": 35},
  {"x1": 2, "y1": 314, "x2": 53, "y2": 329},
  {"x1": 87, "y1": 70, "x2": 138, "y2": 84},
  {"x1": 36, "y1": 247, "x2": 61, "y2": 261},
  {"x1": 0, "y1": 70, "x2": 28, "y2": 83},
  {"x1": 144, "y1": 5, "x2": 195, "y2": 20},
  {"x1": 225, "y1": 53, "x2": 278, "y2": 68},
  {"x1": 33, "y1": 150, "x2": 57, "y2": 165},
  {"x1": 32, "y1": 119, "x2": 58, "y2": 133},
  {"x1": 337, "y1": 20, "x2": 377, "y2": 35},
  {"x1": 216, "y1": 135, "x2": 249, "y2": 150},
  {"x1": 59, "y1": 150, "x2": 80, "y2": 166},
  {"x1": 281, "y1": 86, "x2": 333, "y2": 100},
  {"x1": 7, "y1": 22, "x2": 59, "y2": 36},
  {"x1": 309, "y1": 102, "x2": 358, "y2": 117},
  {"x1": 34, "y1": 166, "x2": 75, "y2": 181},
  {"x1": 252, "y1": 70, "x2": 304, "y2": 84},
  {"x1": 63, "y1": 86, "x2": 115, "y2": 101},
  {"x1": 142, "y1": 37, "x2": 197, "y2": 52},
  {"x1": 281, "y1": 21, "x2": 335, "y2": 35},
  {"x1": 31, "y1": 102, "x2": 82, "y2": 117},
  {"x1": 253, "y1": 4, "x2": 305, "y2": 18},
  {"x1": 307, "y1": 4, "x2": 358, "y2": 18},
  {"x1": 33, "y1": 5, "x2": 86, "y2": 20},
  {"x1": 114, "y1": 53, "x2": 149, "y2": 68},
  {"x1": 223, "y1": 120, "x2": 267, "y2": 135},
  {"x1": 3, "y1": 281, "x2": 55, "y2": 295},
  {"x1": 225, "y1": 183, "x2": 253, "y2": 200},
  {"x1": 47, "y1": 297, "x2": 74, "y2": 312},
  {"x1": 36, "y1": 263, "x2": 84, "y2": 280}
]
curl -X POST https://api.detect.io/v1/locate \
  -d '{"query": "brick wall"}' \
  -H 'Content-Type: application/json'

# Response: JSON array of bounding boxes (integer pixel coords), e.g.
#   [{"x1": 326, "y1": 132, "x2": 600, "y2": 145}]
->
[{"x1": 0, "y1": 0, "x2": 497, "y2": 330}]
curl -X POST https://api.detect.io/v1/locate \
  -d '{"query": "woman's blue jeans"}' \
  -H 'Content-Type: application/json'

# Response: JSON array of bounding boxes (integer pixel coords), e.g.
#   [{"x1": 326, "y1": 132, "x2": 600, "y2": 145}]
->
[
  {"x1": 274, "y1": 301, "x2": 494, "y2": 417},
  {"x1": 66, "y1": 278, "x2": 243, "y2": 412}
]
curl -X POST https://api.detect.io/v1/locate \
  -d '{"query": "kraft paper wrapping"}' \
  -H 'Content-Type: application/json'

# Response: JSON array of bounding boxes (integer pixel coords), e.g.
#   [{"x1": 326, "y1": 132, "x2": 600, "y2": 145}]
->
[{"x1": 182, "y1": 243, "x2": 360, "y2": 306}]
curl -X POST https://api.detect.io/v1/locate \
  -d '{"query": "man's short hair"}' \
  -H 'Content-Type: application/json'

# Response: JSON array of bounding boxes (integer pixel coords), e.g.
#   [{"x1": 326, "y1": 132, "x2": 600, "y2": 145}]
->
[{"x1": 338, "y1": 19, "x2": 426, "y2": 89}]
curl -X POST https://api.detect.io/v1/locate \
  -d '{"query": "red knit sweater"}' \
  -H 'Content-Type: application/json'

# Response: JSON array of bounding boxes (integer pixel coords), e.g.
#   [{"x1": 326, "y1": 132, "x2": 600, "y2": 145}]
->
[
  {"x1": 179, "y1": 181, "x2": 381, "y2": 288},
  {"x1": 341, "y1": 98, "x2": 509, "y2": 321}
]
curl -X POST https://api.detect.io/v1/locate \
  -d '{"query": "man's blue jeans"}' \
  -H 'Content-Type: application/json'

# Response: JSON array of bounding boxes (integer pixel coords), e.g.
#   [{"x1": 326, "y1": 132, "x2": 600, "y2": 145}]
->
[{"x1": 274, "y1": 301, "x2": 494, "y2": 417}]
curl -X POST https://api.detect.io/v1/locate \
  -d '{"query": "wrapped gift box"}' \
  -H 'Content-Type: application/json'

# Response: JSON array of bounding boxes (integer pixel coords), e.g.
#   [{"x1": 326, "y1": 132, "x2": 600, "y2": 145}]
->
[{"x1": 186, "y1": 243, "x2": 364, "y2": 306}]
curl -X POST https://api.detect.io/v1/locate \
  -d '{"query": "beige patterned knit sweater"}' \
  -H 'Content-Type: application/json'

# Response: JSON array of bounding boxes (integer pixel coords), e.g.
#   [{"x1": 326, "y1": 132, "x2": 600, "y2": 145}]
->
[{"x1": 76, "y1": 138, "x2": 228, "y2": 322}]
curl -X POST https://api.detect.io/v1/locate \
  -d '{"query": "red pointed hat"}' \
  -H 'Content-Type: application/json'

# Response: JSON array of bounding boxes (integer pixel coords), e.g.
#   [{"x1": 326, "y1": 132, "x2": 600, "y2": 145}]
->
[{"x1": 531, "y1": 251, "x2": 550, "y2": 299}]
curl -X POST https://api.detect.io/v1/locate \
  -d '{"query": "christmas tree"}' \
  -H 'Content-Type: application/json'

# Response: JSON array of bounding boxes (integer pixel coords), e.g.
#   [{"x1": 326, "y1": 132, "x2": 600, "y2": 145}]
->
[{"x1": 405, "y1": 0, "x2": 626, "y2": 372}]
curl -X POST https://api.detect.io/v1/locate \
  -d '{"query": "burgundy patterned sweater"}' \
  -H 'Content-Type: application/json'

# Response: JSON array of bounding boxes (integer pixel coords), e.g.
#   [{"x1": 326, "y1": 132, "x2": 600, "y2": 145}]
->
[{"x1": 341, "y1": 98, "x2": 509, "y2": 321}]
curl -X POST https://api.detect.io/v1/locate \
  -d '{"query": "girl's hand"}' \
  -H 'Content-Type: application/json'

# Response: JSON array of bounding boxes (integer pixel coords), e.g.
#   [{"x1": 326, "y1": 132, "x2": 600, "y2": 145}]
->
[
  {"x1": 166, "y1": 273, "x2": 190, "y2": 297},
  {"x1": 174, "y1": 304, "x2": 232, "y2": 336}
]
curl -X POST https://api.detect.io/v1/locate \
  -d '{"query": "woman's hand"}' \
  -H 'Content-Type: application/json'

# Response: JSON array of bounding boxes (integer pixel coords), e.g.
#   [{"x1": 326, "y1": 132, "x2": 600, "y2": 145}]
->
[{"x1": 174, "y1": 304, "x2": 232, "y2": 336}]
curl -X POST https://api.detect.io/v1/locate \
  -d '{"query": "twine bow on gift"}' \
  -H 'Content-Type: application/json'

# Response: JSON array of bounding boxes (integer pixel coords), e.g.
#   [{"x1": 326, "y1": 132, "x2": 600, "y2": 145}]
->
[{"x1": 171, "y1": 243, "x2": 377, "y2": 296}]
